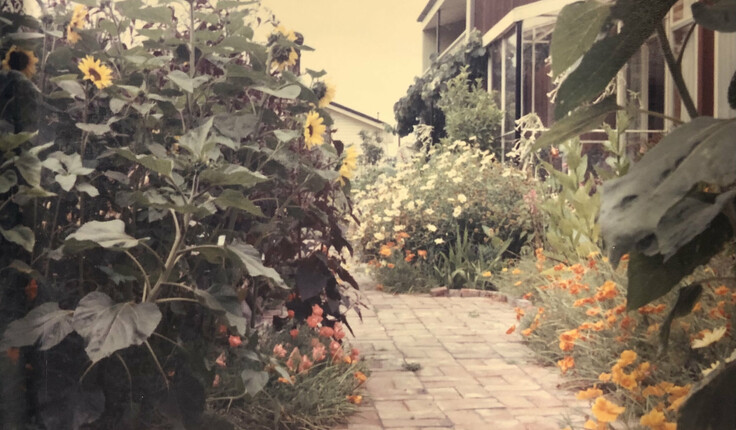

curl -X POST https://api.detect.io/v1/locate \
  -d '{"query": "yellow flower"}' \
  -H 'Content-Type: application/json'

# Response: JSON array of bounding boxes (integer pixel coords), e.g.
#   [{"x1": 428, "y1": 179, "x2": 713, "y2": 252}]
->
[
  {"x1": 583, "y1": 420, "x2": 607, "y2": 430},
  {"x1": 2, "y1": 46, "x2": 39, "y2": 78},
  {"x1": 642, "y1": 385, "x2": 666, "y2": 398},
  {"x1": 482, "y1": 271, "x2": 492, "y2": 277},
  {"x1": 512, "y1": 268, "x2": 522, "y2": 275},
  {"x1": 78, "y1": 55, "x2": 113, "y2": 89},
  {"x1": 591, "y1": 397, "x2": 625, "y2": 423},
  {"x1": 303, "y1": 111, "x2": 326, "y2": 149},
  {"x1": 617, "y1": 350, "x2": 637, "y2": 367},
  {"x1": 317, "y1": 81, "x2": 336, "y2": 108},
  {"x1": 67, "y1": 26, "x2": 81, "y2": 44},
  {"x1": 272, "y1": 47, "x2": 298, "y2": 72},
  {"x1": 640, "y1": 409, "x2": 676, "y2": 430},
  {"x1": 576, "y1": 387, "x2": 603, "y2": 400},
  {"x1": 70, "y1": 4, "x2": 88, "y2": 28},
  {"x1": 339, "y1": 145, "x2": 358, "y2": 184},
  {"x1": 557, "y1": 356, "x2": 574, "y2": 373}
]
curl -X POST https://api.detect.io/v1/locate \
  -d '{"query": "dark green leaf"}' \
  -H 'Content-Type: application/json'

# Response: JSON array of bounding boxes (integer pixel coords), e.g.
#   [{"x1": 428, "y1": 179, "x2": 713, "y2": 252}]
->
[
  {"x1": 0, "y1": 225, "x2": 34, "y2": 253},
  {"x1": 0, "y1": 302, "x2": 74, "y2": 351},
  {"x1": 213, "y1": 113, "x2": 258, "y2": 141},
  {"x1": 240, "y1": 369, "x2": 269, "y2": 396},
  {"x1": 551, "y1": 1, "x2": 611, "y2": 77},
  {"x1": 193, "y1": 284, "x2": 246, "y2": 335},
  {"x1": 626, "y1": 215, "x2": 732, "y2": 310},
  {"x1": 554, "y1": 0, "x2": 677, "y2": 118},
  {"x1": 214, "y1": 189, "x2": 264, "y2": 217},
  {"x1": 692, "y1": 0, "x2": 736, "y2": 32},
  {"x1": 113, "y1": 147, "x2": 173, "y2": 177},
  {"x1": 227, "y1": 241, "x2": 285, "y2": 287},
  {"x1": 15, "y1": 151, "x2": 41, "y2": 187},
  {"x1": 65, "y1": 219, "x2": 139, "y2": 251},
  {"x1": 72, "y1": 292, "x2": 162, "y2": 363},
  {"x1": 199, "y1": 164, "x2": 267, "y2": 187},
  {"x1": 252, "y1": 85, "x2": 301, "y2": 100},
  {"x1": 119, "y1": 5, "x2": 173, "y2": 25},
  {"x1": 0, "y1": 131, "x2": 35, "y2": 152},
  {"x1": 534, "y1": 96, "x2": 618, "y2": 152},
  {"x1": 601, "y1": 118, "x2": 736, "y2": 263},
  {"x1": 273, "y1": 129, "x2": 300, "y2": 142},
  {"x1": 167, "y1": 70, "x2": 209, "y2": 93},
  {"x1": 678, "y1": 360, "x2": 736, "y2": 430}
]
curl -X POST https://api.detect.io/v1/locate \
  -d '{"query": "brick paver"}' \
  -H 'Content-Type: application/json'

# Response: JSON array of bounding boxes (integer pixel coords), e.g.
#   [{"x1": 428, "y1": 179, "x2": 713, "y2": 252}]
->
[{"x1": 336, "y1": 289, "x2": 590, "y2": 430}]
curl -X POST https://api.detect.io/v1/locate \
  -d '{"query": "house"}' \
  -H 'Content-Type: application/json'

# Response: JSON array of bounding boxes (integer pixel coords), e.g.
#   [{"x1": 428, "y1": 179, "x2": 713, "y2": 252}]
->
[
  {"x1": 325, "y1": 101, "x2": 398, "y2": 157},
  {"x1": 417, "y1": 0, "x2": 736, "y2": 158}
]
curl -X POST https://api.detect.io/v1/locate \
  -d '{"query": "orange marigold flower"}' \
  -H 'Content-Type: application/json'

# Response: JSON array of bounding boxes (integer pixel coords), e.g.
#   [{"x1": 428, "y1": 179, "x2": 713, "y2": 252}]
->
[
  {"x1": 405, "y1": 252, "x2": 415, "y2": 262},
  {"x1": 618, "y1": 350, "x2": 638, "y2": 367},
  {"x1": 290, "y1": 328, "x2": 299, "y2": 339},
  {"x1": 559, "y1": 329, "x2": 579, "y2": 352},
  {"x1": 607, "y1": 314, "x2": 618, "y2": 324},
  {"x1": 553, "y1": 263, "x2": 566, "y2": 271},
  {"x1": 277, "y1": 376, "x2": 294, "y2": 384},
  {"x1": 506, "y1": 325, "x2": 516, "y2": 334},
  {"x1": 583, "y1": 419, "x2": 607, "y2": 430},
  {"x1": 595, "y1": 281, "x2": 618, "y2": 301},
  {"x1": 576, "y1": 387, "x2": 603, "y2": 400},
  {"x1": 514, "y1": 307, "x2": 525, "y2": 321},
  {"x1": 667, "y1": 394, "x2": 687, "y2": 411},
  {"x1": 387, "y1": 263, "x2": 395, "y2": 269},
  {"x1": 395, "y1": 232, "x2": 410, "y2": 240},
  {"x1": 570, "y1": 264, "x2": 585, "y2": 275},
  {"x1": 592, "y1": 321, "x2": 606, "y2": 331},
  {"x1": 306, "y1": 314, "x2": 322, "y2": 328},
  {"x1": 620, "y1": 316, "x2": 634, "y2": 330},
  {"x1": 521, "y1": 328, "x2": 533, "y2": 336},
  {"x1": 598, "y1": 372, "x2": 612, "y2": 382},
  {"x1": 640, "y1": 408, "x2": 676, "y2": 430},
  {"x1": 512, "y1": 268, "x2": 523, "y2": 275},
  {"x1": 228, "y1": 335, "x2": 242, "y2": 348},
  {"x1": 591, "y1": 397, "x2": 625, "y2": 423},
  {"x1": 354, "y1": 371, "x2": 367, "y2": 383},
  {"x1": 715, "y1": 285, "x2": 729, "y2": 295},
  {"x1": 642, "y1": 385, "x2": 666, "y2": 398},
  {"x1": 574, "y1": 297, "x2": 596, "y2": 307},
  {"x1": 693, "y1": 302, "x2": 702, "y2": 312},
  {"x1": 417, "y1": 249, "x2": 427, "y2": 259},
  {"x1": 522, "y1": 292, "x2": 533, "y2": 300},
  {"x1": 557, "y1": 356, "x2": 575, "y2": 373},
  {"x1": 379, "y1": 245, "x2": 392, "y2": 257},
  {"x1": 346, "y1": 394, "x2": 362, "y2": 404},
  {"x1": 586, "y1": 307, "x2": 602, "y2": 316}
]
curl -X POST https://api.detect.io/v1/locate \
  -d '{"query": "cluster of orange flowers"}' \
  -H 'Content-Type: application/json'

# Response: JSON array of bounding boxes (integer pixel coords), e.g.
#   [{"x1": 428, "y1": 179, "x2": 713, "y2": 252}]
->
[{"x1": 372, "y1": 232, "x2": 428, "y2": 269}]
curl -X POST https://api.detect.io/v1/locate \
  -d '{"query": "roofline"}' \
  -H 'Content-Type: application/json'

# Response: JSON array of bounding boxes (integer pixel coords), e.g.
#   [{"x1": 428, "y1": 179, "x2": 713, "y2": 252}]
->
[
  {"x1": 327, "y1": 102, "x2": 386, "y2": 127},
  {"x1": 417, "y1": 0, "x2": 439, "y2": 22}
]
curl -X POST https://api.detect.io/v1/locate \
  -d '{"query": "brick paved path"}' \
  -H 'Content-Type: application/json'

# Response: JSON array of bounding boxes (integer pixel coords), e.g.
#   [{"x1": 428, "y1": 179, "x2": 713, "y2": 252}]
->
[{"x1": 337, "y1": 290, "x2": 590, "y2": 430}]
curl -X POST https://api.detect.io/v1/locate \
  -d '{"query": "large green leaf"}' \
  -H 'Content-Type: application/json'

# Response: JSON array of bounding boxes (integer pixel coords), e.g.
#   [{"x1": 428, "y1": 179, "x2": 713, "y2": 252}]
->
[
  {"x1": 252, "y1": 85, "x2": 301, "y2": 100},
  {"x1": 15, "y1": 151, "x2": 42, "y2": 187},
  {"x1": 193, "y1": 284, "x2": 247, "y2": 335},
  {"x1": 554, "y1": 0, "x2": 677, "y2": 118},
  {"x1": 600, "y1": 118, "x2": 736, "y2": 264},
  {"x1": 625, "y1": 215, "x2": 732, "y2": 310},
  {"x1": 533, "y1": 96, "x2": 618, "y2": 152},
  {"x1": 678, "y1": 360, "x2": 736, "y2": 430},
  {"x1": 167, "y1": 70, "x2": 210, "y2": 93},
  {"x1": 0, "y1": 302, "x2": 74, "y2": 351},
  {"x1": 692, "y1": 0, "x2": 736, "y2": 32},
  {"x1": 178, "y1": 118, "x2": 214, "y2": 160},
  {"x1": 240, "y1": 369, "x2": 269, "y2": 396},
  {"x1": 0, "y1": 225, "x2": 34, "y2": 253},
  {"x1": 213, "y1": 113, "x2": 258, "y2": 141},
  {"x1": 214, "y1": 189, "x2": 264, "y2": 217},
  {"x1": 72, "y1": 292, "x2": 162, "y2": 363},
  {"x1": 228, "y1": 241, "x2": 285, "y2": 287},
  {"x1": 113, "y1": 147, "x2": 173, "y2": 177},
  {"x1": 550, "y1": 1, "x2": 611, "y2": 78},
  {"x1": 0, "y1": 131, "x2": 35, "y2": 152},
  {"x1": 199, "y1": 164, "x2": 267, "y2": 187},
  {"x1": 65, "y1": 220, "x2": 139, "y2": 252}
]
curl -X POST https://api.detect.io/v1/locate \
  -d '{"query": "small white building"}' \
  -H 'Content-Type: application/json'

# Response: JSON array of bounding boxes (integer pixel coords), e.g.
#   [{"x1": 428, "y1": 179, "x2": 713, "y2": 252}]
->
[{"x1": 325, "y1": 102, "x2": 399, "y2": 157}]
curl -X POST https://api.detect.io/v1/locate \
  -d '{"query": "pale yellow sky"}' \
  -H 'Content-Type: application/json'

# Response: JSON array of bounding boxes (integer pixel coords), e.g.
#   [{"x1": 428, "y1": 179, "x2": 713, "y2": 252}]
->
[{"x1": 260, "y1": 0, "x2": 427, "y2": 123}]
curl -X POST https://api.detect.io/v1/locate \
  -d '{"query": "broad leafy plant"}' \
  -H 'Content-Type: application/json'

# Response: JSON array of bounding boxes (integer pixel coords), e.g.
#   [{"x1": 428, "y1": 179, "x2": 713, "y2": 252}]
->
[
  {"x1": 540, "y1": 0, "x2": 736, "y2": 427},
  {"x1": 0, "y1": 1, "x2": 359, "y2": 428}
]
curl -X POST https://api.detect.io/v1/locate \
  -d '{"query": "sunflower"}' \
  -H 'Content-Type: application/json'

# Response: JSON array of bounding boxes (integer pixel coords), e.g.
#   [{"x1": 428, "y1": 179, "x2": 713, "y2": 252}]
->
[
  {"x1": 303, "y1": 111, "x2": 326, "y2": 149},
  {"x1": 339, "y1": 145, "x2": 358, "y2": 184},
  {"x1": 275, "y1": 24, "x2": 297, "y2": 42},
  {"x1": 67, "y1": 26, "x2": 81, "y2": 44},
  {"x1": 313, "y1": 80, "x2": 336, "y2": 108},
  {"x1": 1, "y1": 46, "x2": 39, "y2": 78},
  {"x1": 78, "y1": 55, "x2": 113, "y2": 89},
  {"x1": 70, "y1": 4, "x2": 88, "y2": 28},
  {"x1": 271, "y1": 46, "x2": 298, "y2": 72}
]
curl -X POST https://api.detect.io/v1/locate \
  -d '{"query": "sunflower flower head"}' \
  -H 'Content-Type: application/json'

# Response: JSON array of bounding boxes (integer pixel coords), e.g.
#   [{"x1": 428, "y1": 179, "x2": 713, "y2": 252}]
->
[
  {"x1": 313, "y1": 80, "x2": 336, "y2": 108},
  {"x1": 339, "y1": 145, "x2": 359, "y2": 184},
  {"x1": 303, "y1": 111, "x2": 326, "y2": 149},
  {"x1": 78, "y1": 55, "x2": 113, "y2": 89},
  {"x1": 2, "y1": 46, "x2": 39, "y2": 78},
  {"x1": 70, "y1": 4, "x2": 88, "y2": 28}
]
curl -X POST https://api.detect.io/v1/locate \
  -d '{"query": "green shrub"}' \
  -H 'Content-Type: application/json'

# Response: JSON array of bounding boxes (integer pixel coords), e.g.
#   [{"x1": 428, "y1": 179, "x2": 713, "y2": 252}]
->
[{"x1": 437, "y1": 67, "x2": 503, "y2": 154}]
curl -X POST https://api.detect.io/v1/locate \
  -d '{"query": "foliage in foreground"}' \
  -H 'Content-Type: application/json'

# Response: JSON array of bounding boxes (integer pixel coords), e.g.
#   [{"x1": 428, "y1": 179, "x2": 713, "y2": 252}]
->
[{"x1": 0, "y1": 1, "x2": 363, "y2": 428}]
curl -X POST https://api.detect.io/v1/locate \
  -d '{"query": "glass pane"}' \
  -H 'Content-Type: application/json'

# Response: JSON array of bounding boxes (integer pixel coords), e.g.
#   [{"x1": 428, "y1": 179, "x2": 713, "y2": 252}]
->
[{"x1": 503, "y1": 29, "x2": 517, "y2": 138}]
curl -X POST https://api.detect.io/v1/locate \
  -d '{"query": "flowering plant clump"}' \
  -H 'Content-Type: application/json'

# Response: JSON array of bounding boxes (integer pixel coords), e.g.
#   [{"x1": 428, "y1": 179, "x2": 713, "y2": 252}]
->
[
  {"x1": 209, "y1": 304, "x2": 368, "y2": 429},
  {"x1": 500, "y1": 248, "x2": 736, "y2": 428},
  {"x1": 353, "y1": 139, "x2": 536, "y2": 291}
]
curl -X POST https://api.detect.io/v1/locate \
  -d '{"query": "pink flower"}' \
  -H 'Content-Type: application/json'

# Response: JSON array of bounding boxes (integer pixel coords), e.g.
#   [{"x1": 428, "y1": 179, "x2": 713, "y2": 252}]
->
[
  {"x1": 228, "y1": 335, "x2": 242, "y2": 348},
  {"x1": 215, "y1": 352, "x2": 227, "y2": 368},
  {"x1": 312, "y1": 304, "x2": 324, "y2": 316},
  {"x1": 333, "y1": 322, "x2": 346, "y2": 340},
  {"x1": 350, "y1": 347, "x2": 360, "y2": 362},
  {"x1": 329, "y1": 340, "x2": 343, "y2": 359},
  {"x1": 312, "y1": 343, "x2": 326, "y2": 361},
  {"x1": 212, "y1": 374, "x2": 221, "y2": 388},
  {"x1": 286, "y1": 347, "x2": 301, "y2": 371},
  {"x1": 306, "y1": 314, "x2": 322, "y2": 328},
  {"x1": 319, "y1": 326, "x2": 334, "y2": 338},
  {"x1": 298, "y1": 355, "x2": 313, "y2": 373},
  {"x1": 273, "y1": 343, "x2": 287, "y2": 358},
  {"x1": 290, "y1": 328, "x2": 299, "y2": 339}
]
